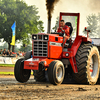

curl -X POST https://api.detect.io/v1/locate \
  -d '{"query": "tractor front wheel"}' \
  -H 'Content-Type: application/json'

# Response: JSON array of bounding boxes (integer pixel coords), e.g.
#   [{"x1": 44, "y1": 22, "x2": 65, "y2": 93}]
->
[
  {"x1": 48, "y1": 60, "x2": 65, "y2": 85},
  {"x1": 14, "y1": 58, "x2": 31, "y2": 83}
]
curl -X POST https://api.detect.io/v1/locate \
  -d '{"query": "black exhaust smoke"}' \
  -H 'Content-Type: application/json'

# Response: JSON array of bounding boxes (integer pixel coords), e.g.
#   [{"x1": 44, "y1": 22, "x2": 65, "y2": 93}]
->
[{"x1": 46, "y1": 0, "x2": 59, "y2": 33}]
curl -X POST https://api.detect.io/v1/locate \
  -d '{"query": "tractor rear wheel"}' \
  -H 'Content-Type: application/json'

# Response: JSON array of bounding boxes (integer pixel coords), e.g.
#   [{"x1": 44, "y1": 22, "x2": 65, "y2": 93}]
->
[
  {"x1": 48, "y1": 60, "x2": 65, "y2": 85},
  {"x1": 33, "y1": 62, "x2": 46, "y2": 82},
  {"x1": 14, "y1": 58, "x2": 31, "y2": 83},
  {"x1": 73, "y1": 44, "x2": 100, "y2": 85}
]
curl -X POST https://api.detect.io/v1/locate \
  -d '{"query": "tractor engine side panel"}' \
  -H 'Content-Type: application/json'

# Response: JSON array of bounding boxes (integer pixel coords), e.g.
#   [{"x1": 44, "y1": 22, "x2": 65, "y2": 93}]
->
[
  {"x1": 49, "y1": 45, "x2": 62, "y2": 59},
  {"x1": 49, "y1": 35, "x2": 63, "y2": 59}
]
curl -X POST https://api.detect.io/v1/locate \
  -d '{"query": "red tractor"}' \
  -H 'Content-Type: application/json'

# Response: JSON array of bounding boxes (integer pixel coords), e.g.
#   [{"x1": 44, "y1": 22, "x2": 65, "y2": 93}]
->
[{"x1": 14, "y1": 12, "x2": 100, "y2": 85}]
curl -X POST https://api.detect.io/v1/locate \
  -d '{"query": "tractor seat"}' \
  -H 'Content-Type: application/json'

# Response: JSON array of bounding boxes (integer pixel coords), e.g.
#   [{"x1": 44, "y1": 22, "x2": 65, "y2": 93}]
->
[{"x1": 65, "y1": 22, "x2": 73, "y2": 36}]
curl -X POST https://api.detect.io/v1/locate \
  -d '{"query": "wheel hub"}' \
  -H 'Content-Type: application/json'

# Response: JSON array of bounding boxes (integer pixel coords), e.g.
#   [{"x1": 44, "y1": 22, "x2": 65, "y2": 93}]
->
[
  {"x1": 57, "y1": 67, "x2": 63, "y2": 80},
  {"x1": 90, "y1": 58, "x2": 93, "y2": 76},
  {"x1": 89, "y1": 54, "x2": 98, "y2": 78}
]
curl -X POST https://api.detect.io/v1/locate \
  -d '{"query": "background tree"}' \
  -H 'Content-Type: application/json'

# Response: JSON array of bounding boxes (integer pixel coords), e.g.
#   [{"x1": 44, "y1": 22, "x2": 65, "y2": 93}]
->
[
  {"x1": 0, "y1": 0, "x2": 44, "y2": 51},
  {"x1": 0, "y1": 42, "x2": 8, "y2": 50},
  {"x1": 97, "y1": 13, "x2": 100, "y2": 37},
  {"x1": 84, "y1": 13, "x2": 100, "y2": 38}
]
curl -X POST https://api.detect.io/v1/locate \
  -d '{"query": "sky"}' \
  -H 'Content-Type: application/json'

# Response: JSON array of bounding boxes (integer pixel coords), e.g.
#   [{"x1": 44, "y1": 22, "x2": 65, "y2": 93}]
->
[{"x1": 24, "y1": 0, "x2": 100, "y2": 35}]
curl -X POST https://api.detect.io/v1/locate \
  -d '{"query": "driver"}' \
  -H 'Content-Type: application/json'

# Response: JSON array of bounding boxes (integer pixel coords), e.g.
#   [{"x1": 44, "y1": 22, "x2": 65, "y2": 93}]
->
[{"x1": 57, "y1": 20, "x2": 70, "y2": 37}]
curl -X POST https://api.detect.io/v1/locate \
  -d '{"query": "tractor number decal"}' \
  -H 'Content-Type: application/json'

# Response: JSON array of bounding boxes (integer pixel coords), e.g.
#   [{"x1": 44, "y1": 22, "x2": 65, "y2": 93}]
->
[{"x1": 50, "y1": 42, "x2": 62, "y2": 46}]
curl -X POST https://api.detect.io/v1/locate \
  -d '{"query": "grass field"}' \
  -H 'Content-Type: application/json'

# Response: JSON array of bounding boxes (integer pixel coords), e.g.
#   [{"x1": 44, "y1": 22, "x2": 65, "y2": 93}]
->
[
  {"x1": 0, "y1": 64, "x2": 34, "y2": 75},
  {"x1": 0, "y1": 72, "x2": 14, "y2": 75},
  {"x1": 0, "y1": 72, "x2": 33, "y2": 75},
  {"x1": 0, "y1": 64, "x2": 15, "y2": 67}
]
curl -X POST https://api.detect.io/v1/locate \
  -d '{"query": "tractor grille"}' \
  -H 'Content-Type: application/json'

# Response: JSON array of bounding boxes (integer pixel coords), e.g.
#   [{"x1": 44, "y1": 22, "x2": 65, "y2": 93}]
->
[{"x1": 33, "y1": 41, "x2": 48, "y2": 57}]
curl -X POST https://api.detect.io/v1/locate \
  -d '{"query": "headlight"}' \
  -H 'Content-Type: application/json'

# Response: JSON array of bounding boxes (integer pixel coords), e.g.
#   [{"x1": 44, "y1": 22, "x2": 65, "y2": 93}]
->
[
  {"x1": 45, "y1": 36, "x2": 47, "y2": 40},
  {"x1": 43, "y1": 35, "x2": 48, "y2": 40},
  {"x1": 32, "y1": 35, "x2": 37, "y2": 40}
]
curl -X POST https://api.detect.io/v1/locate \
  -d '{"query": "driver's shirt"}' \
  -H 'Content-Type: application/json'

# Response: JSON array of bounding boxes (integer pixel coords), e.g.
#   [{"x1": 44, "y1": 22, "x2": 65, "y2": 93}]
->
[{"x1": 57, "y1": 25, "x2": 70, "y2": 37}]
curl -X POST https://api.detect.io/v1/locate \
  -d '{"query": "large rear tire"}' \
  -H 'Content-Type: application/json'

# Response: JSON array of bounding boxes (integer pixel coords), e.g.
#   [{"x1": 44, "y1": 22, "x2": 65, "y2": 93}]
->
[
  {"x1": 14, "y1": 58, "x2": 31, "y2": 83},
  {"x1": 48, "y1": 60, "x2": 65, "y2": 85},
  {"x1": 33, "y1": 62, "x2": 46, "y2": 82},
  {"x1": 73, "y1": 44, "x2": 100, "y2": 85}
]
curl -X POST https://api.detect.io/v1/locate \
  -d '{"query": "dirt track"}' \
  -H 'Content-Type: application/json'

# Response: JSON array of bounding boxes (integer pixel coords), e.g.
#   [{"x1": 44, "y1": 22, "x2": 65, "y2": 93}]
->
[
  {"x1": 0, "y1": 76, "x2": 99, "y2": 100},
  {"x1": 0, "y1": 67, "x2": 14, "y2": 72}
]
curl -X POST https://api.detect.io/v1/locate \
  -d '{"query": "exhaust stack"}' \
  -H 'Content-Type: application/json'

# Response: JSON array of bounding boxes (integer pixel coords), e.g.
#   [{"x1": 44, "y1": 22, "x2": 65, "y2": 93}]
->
[{"x1": 47, "y1": 19, "x2": 51, "y2": 33}]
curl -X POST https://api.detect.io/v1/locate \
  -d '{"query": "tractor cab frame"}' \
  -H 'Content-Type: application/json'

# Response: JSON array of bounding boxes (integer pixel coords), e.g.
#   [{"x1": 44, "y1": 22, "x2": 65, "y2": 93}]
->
[{"x1": 59, "y1": 12, "x2": 80, "y2": 37}]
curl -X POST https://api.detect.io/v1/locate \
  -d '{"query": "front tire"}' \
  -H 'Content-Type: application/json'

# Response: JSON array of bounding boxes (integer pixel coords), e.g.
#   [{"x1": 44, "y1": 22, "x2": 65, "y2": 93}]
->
[
  {"x1": 33, "y1": 62, "x2": 46, "y2": 82},
  {"x1": 73, "y1": 44, "x2": 100, "y2": 85},
  {"x1": 14, "y1": 58, "x2": 31, "y2": 83},
  {"x1": 48, "y1": 60, "x2": 65, "y2": 85}
]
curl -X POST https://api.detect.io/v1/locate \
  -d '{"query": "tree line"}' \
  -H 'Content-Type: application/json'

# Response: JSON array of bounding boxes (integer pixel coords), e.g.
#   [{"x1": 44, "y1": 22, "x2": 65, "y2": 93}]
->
[
  {"x1": 84, "y1": 13, "x2": 100, "y2": 38},
  {"x1": 0, "y1": 0, "x2": 44, "y2": 51}
]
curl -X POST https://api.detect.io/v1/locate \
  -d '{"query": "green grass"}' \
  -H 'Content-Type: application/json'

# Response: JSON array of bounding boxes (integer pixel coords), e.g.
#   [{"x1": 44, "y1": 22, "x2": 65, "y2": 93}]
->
[
  {"x1": 0, "y1": 64, "x2": 15, "y2": 67},
  {"x1": 0, "y1": 72, "x2": 14, "y2": 75},
  {"x1": 0, "y1": 72, "x2": 33, "y2": 75}
]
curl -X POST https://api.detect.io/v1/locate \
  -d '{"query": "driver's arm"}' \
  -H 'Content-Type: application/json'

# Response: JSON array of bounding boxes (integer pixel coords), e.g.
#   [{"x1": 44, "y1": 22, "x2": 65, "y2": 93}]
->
[
  {"x1": 57, "y1": 25, "x2": 70, "y2": 37},
  {"x1": 57, "y1": 27, "x2": 62, "y2": 33},
  {"x1": 63, "y1": 25, "x2": 70, "y2": 37}
]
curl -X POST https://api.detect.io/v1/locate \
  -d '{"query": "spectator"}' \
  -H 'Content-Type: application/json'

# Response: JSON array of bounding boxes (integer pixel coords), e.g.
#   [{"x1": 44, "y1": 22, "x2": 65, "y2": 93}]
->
[
  {"x1": 22, "y1": 51, "x2": 25, "y2": 56},
  {"x1": 10, "y1": 50, "x2": 12, "y2": 56},
  {"x1": 4, "y1": 48, "x2": 6, "y2": 52},
  {"x1": 3, "y1": 48, "x2": 7, "y2": 54},
  {"x1": 18, "y1": 51, "x2": 20, "y2": 56},
  {"x1": 0, "y1": 49, "x2": 2, "y2": 56},
  {"x1": 19, "y1": 51, "x2": 23, "y2": 57},
  {"x1": 6, "y1": 50, "x2": 10, "y2": 56},
  {"x1": 2, "y1": 51, "x2": 6, "y2": 56}
]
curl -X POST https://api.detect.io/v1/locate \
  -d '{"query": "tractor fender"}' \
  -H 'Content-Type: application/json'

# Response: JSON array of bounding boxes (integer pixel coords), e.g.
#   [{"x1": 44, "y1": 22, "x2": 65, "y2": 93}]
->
[
  {"x1": 68, "y1": 36, "x2": 92, "y2": 73},
  {"x1": 69, "y1": 36, "x2": 92, "y2": 57},
  {"x1": 82, "y1": 36, "x2": 92, "y2": 43}
]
